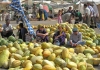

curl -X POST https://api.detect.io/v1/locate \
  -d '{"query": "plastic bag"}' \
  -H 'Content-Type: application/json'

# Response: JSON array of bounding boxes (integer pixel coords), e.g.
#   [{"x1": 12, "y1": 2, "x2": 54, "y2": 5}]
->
[
  {"x1": 42, "y1": 13, "x2": 44, "y2": 20},
  {"x1": 37, "y1": 13, "x2": 40, "y2": 18}
]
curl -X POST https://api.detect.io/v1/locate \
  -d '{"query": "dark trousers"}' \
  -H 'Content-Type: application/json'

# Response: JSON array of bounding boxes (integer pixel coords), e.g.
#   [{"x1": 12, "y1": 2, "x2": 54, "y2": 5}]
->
[
  {"x1": 90, "y1": 17, "x2": 96, "y2": 28},
  {"x1": 1, "y1": 31, "x2": 13, "y2": 38},
  {"x1": 39, "y1": 9, "x2": 43, "y2": 21}
]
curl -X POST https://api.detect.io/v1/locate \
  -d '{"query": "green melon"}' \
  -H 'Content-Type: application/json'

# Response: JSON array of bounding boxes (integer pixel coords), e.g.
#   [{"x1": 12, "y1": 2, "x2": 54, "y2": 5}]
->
[
  {"x1": 93, "y1": 39, "x2": 99, "y2": 45},
  {"x1": 17, "y1": 39, "x2": 23, "y2": 44},
  {"x1": 0, "y1": 39, "x2": 8, "y2": 46},
  {"x1": 8, "y1": 36, "x2": 16, "y2": 42},
  {"x1": 83, "y1": 49, "x2": 95, "y2": 55}
]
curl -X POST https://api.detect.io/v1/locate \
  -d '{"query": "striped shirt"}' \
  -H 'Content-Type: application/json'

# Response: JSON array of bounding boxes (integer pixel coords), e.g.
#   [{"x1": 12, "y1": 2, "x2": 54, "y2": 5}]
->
[{"x1": 88, "y1": 6, "x2": 95, "y2": 17}]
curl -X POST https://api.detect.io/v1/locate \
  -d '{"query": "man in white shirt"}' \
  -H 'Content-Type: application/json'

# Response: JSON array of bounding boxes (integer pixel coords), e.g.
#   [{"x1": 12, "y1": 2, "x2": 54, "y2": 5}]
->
[
  {"x1": 83, "y1": 4, "x2": 91, "y2": 27},
  {"x1": 38, "y1": 3, "x2": 44, "y2": 21},
  {"x1": 0, "y1": 19, "x2": 14, "y2": 38},
  {"x1": 87, "y1": 3, "x2": 96, "y2": 28},
  {"x1": 62, "y1": 13, "x2": 71, "y2": 23}
]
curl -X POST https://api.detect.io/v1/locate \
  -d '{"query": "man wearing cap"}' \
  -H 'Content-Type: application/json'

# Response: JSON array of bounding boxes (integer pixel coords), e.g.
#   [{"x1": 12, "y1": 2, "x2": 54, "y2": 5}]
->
[
  {"x1": 36, "y1": 25, "x2": 48, "y2": 42},
  {"x1": 67, "y1": 28, "x2": 85, "y2": 47}
]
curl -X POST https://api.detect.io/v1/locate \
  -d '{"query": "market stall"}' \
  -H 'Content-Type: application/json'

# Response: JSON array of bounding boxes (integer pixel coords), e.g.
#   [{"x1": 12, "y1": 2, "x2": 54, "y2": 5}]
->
[{"x1": 76, "y1": 0, "x2": 100, "y2": 19}]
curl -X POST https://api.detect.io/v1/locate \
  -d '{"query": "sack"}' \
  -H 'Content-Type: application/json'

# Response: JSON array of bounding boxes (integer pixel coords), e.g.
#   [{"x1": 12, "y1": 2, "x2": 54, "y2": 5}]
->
[
  {"x1": 25, "y1": 33, "x2": 33, "y2": 42},
  {"x1": 37, "y1": 13, "x2": 40, "y2": 18},
  {"x1": 42, "y1": 13, "x2": 44, "y2": 20},
  {"x1": 16, "y1": 31, "x2": 19, "y2": 36}
]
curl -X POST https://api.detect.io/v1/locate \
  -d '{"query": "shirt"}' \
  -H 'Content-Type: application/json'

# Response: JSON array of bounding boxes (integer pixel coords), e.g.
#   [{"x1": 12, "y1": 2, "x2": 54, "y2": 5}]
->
[
  {"x1": 2, "y1": 24, "x2": 12, "y2": 31},
  {"x1": 62, "y1": 13, "x2": 71, "y2": 22},
  {"x1": 39, "y1": 4, "x2": 43, "y2": 9},
  {"x1": 84, "y1": 7, "x2": 90, "y2": 16},
  {"x1": 88, "y1": 6, "x2": 95, "y2": 17},
  {"x1": 70, "y1": 32, "x2": 82, "y2": 43}
]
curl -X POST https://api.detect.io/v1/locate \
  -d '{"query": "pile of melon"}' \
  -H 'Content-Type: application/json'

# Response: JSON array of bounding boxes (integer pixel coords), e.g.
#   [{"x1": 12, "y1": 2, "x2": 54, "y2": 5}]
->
[
  {"x1": 0, "y1": 22, "x2": 99, "y2": 70},
  {"x1": 0, "y1": 35, "x2": 100, "y2": 70}
]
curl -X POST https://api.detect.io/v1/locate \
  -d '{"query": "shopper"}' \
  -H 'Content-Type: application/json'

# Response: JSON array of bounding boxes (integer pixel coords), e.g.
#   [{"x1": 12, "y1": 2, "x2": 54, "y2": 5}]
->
[
  {"x1": 58, "y1": 10, "x2": 63, "y2": 23},
  {"x1": 39, "y1": 3, "x2": 44, "y2": 21},
  {"x1": 87, "y1": 3, "x2": 96, "y2": 28},
  {"x1": 83, "y1": 4, "x2": 91, "y2": 27},
  {"x1": 43, "y1": 9, "x2": 48, "y2": 20}
]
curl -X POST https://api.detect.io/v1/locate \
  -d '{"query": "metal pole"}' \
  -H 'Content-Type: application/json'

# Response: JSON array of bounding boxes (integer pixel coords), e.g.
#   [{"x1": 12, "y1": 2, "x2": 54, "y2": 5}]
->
[{"x1": 42, "y1": 0, "x2": 43, "y2": 4}]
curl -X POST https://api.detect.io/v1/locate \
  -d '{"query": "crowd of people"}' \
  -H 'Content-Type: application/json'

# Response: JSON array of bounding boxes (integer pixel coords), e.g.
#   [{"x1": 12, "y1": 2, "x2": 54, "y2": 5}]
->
[
  {"x1": 0, "y1": 18, "x2": 85, "y2": 47},
  {"x1": 0, "y1": 2, "x2": 99, "y2": 47},
  {"x1": 58, "y1": 3, "x2": 99, "y2": 29}
]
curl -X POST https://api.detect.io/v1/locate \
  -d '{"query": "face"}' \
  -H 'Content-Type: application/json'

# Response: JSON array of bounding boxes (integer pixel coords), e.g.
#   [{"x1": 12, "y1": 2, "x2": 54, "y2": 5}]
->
[
  {"x1": 58, "y1": 27, "x2": 63, "y2": 31},
  {"x1": 73, "y1": 31, "x2": 78, "y2": 35},
  {"x1": 40, "y1": 27, "x2": 44, "y2": 31},
  {"x1": 6, "y1": 20, "x2": 10, "y2": 26}
]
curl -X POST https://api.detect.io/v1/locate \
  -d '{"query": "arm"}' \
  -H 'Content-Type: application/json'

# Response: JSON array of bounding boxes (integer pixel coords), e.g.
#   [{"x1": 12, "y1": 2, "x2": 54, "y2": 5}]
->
[
  {"x1": 76, "y1": 33, "x2": 82, "y2": 44},
  {"x1": 36, "y1": 30, "x2": 48, "y2": 36},
  {"x1": 36, "y1": 32, "x2": 44, "y2": 36},
  {"x1": 69, "y1": 34, "x2": 73, "y2": 45},
  {"x1": 56, "y1": 32, "x2": 65, "y2": 38},
  {"x1": 7, "y1": 24, "x2": 13, "y2": 32}
]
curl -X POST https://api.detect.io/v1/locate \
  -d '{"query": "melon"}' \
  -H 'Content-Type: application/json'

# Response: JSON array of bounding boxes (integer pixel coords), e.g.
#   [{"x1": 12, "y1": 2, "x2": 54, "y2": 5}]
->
[
  {"x1": 67, "y1": 61, "x2": 77, "y2": 69},
  {"x1": 11, "y1": 60, "x2": 21, "y2": 68},
  {"x1": 83, "y1": 49, "x2": 95, "y2": 55},
  {"x1": 41, "y1": 42, "x2": 51, "y2": 49},
  {"x1": 42, "y1": 65, "x2": 56, "y2": 70},
  {"x1": 33, "y1": 64, "x2": 42, "y2": 70},
  {"x1": 0, "y1": 39, "x2": 8, "y2": 46},
  {"x1": 8, "y1": 36, "x2": 16, "y2": 42},
  {"x1": 0, "y1": 49, "x2": 9, "y2": 67}
]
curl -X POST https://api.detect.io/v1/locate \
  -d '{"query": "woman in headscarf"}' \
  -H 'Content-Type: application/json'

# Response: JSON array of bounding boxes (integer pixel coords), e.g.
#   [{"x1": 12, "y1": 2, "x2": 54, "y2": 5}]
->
[{"x1": 53, "y1": 25, "x2": 66, "y2": 46}]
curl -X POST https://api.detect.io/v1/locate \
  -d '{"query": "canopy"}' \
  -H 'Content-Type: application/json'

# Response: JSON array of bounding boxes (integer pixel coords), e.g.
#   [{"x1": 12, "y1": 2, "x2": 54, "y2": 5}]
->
[
  {"x1": 0, "y1": 0, "x2": 11, "y2": 4},
  {"x1": 77, "y1": 0, "x2": 100, "y2": 5},
  {"x1": 0, "y1": 0, "x2": 11, "y2": 10},
  {"x1": 76, "y1": 0, "x2": 100, "y2": 17}
]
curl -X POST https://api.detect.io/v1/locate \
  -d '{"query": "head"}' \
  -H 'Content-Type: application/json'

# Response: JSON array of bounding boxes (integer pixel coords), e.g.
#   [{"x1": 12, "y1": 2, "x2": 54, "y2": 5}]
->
[
  {"x1": 5, "y1": 19, "x2": 10, "y2": 26},
  {"x1": 87, "y1": 2, "x2": 90, "y2": 6},
  {"x1": 73, "y1": 28, "x2": 78, "y2": 35},
  {"x1": 76, "y1": 10, "x2": 79, "y2": 12},
  {"x1": 38, "y1": 25, "x2": 44, "y2": 31},
  {"x1": 33, "y1": 3, "x2": 35, "y2": 6},
  {"x1": 19, "y1": 23, "x2": 24, "y2": 28},
  {"x1": 58, "y1": 26, "x2": 63, "y2": 32},
  {"x1": 84, "y1": 4, "x2": 87, "y2": 8},
  {"x1": 69, "y1": 7, "x2": 72, "y2": 10}
]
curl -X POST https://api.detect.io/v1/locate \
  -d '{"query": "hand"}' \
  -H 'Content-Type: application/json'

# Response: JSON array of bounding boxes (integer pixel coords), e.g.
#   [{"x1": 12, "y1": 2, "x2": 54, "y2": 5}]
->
[
  {"x1": 55, "y1": 36, "x2": 58, "y2": 40},
  {"x1": 42, "y1": 35, "x2": 46, "y2": 39},
  {"x1": 73, "y1": 43, "x2": 77, "y2": 47}
]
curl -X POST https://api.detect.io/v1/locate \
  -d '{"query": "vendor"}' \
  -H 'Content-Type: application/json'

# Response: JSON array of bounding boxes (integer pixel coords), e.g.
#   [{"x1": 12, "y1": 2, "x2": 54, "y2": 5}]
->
[
  {"x1": 36, "y1": 25, "x2": 48, "y2": 42},
  {"x1": 0, "y1": 19, "x2": 14, "y2": 38},
  {"x1": 18, "y1": 23, "x2": 28, "y2": 42},
  {"x1": 53, "y1": 25, "x2": 66, "y2": 46},
  {"x1": 67, "y1": 28, "x2": 85, "y2": 47}
]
